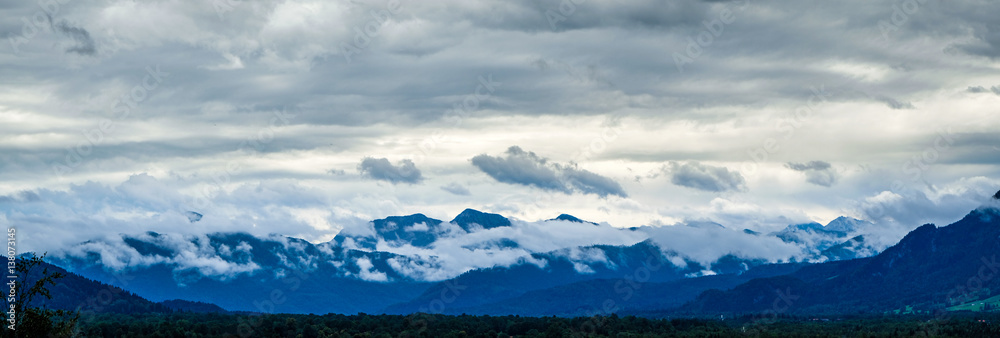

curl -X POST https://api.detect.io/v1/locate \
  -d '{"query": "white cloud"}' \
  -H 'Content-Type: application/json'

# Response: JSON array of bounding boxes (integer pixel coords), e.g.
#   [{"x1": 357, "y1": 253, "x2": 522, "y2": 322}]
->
[
  {"x1": 57, "y1": 232, "x2": 262, "y2": 283},
  {"x1": 1, "y1": 0, "x2": 998, "y2": 282},
  {"x1": 640, "y1": 223, "x2": 805, "y2": 267},
  {"x1": 355, "y1": 257, "x2": 388, "y2": 282},
  {"x1": 665, "y1": 162, "x2": 747, "y2": 193},
  {"x1": 408, "y1": 222, "x2": 429, "y2": 232}
]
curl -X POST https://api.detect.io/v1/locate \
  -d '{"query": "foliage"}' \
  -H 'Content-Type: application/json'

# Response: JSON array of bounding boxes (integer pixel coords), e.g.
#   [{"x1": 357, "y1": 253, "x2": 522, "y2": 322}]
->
[
  {"x1": 0, "y1": 253, "x2": 78, "y2": 338},
  {"x1": 67, "y1": 311, "x2": 1000, "y2": 337}
]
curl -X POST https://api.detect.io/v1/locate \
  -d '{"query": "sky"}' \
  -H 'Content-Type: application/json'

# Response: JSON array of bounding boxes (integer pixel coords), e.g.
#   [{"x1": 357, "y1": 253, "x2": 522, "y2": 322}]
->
[{"x1": 1, "y1": 0, "x2": 999, "y2": 254}]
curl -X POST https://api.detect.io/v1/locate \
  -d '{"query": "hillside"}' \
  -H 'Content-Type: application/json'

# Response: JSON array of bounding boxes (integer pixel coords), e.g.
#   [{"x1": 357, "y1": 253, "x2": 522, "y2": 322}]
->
[{"x1": 680, "y1": 205, "x2": 1000, "y2": 315}]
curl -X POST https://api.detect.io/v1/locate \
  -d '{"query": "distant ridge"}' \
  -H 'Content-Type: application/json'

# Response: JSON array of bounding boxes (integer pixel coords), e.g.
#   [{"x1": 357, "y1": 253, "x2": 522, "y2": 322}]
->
[
  {"x1": 28, "y1": 259, "x2": 172, "y2": 315},
  {"x1": 159, "y1": 299, "x2": 228, "y2": 313},
  {"x1": 45, "y1": 206, "x2": 894, "y2": 315},
  {"x1": 548, "y1": 214, "x2": 598, "y2": 225},
  {"x1": 679, "y1": 205, "x2": 1000, "y2": 315},
  {"x1": 451, "y1": 208, "x2": 511, "y2": 231}
]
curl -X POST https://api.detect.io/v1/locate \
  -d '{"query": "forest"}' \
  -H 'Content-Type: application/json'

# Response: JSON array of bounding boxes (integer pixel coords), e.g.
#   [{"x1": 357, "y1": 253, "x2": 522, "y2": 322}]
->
[
  {"x1": 7, "y1": 254, "x2": 1000, "y2": 337},
  {"x1": 48, "y1": 312, "x2": 1000, "y2": 337}
]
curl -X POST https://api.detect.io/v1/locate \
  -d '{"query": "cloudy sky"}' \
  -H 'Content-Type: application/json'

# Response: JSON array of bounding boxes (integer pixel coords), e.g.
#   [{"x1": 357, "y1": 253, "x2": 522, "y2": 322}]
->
[{"x1": 2, "y1": 0, "x2": 999, "y2": 253}]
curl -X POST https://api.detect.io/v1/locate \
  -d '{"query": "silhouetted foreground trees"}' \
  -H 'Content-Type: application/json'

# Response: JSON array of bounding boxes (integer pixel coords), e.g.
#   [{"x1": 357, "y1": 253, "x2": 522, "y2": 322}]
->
[
  {"x1": 63, "y1": 312, "x2": 1000, "y2": 337},
  {"x1": 0, "y1": 254, "x2": 78, "y2": 338},
  {"x1": 7, "y1": 254, "x2": 1000, "y2": 337}
]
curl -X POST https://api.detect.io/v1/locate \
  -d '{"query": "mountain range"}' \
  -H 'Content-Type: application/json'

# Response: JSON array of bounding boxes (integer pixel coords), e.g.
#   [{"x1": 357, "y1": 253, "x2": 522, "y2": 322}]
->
[{"x1": 26, "y1": 189, "x2": 1000, "y2": 318}]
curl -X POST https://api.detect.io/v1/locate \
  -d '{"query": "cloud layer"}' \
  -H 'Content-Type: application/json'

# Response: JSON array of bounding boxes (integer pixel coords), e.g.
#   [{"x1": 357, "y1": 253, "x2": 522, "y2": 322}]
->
[
  {"x1": 787, "y1": 161, "x2": 839, "y2": 187},
  {"x1": 667, "y1": 161, "x2": 746, "y2": 192},
  {"x1": 359, "y1": 157, "x2": 424, "y2": 184},
  {"x1": 472, "y1": 146, "x2": 627, "y2": 197},
  {"x1": 0, "y1": 0, "x2": 998, "y2": 262}
]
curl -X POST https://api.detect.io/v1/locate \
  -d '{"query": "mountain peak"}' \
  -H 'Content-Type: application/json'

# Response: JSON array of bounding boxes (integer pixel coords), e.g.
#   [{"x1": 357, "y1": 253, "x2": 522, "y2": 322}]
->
[
  {"x1": 549, "y1": 214, "x2": 598, "y2": 225},
  {"x1": 185, "y1": 211, "x2": 203, "y2": 223},
  {"x1": 785, "y1": 222, "x2": 825, "y2": 232},
  {"x1": 993, "y1": 189, "x2": 1000, "y2": 200},
  {"x1": 373, "y1": 213, "x2": 442, "y2": 232},
  {"x1": 686, "y1": 221, "x2": 726, "y2": 229},
  {"x1": 824, "y1": 216, "x2": 869, "y2": 233},
  {"x1": 365, "y1": 213, "x2": 444, "y2": 247},
  {"x1": 451, "y1": 209, "x2": 511, "y2": 231}
]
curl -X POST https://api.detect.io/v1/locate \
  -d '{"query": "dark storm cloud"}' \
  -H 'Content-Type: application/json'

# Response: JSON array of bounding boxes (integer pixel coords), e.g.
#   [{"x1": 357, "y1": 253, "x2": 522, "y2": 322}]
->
[
  {"x1": 935, "y1": 132, "x2": 1000, "y2": 166},
  {"x1": 786, "y1": 161, "x2": 832, "y2": 172},
  {"x1": 4, "y1": 0, "x2": 997, "y2": 145},
  {"x1": 53, "y1": 19, "x2": 96, "y2": 56},
  {"x1": 562, "y1": 167, "x2": 628, "y2": 198},
  {"x1": 1, "y1": 0, "x2": 999, "y2": 252},
  {"x1": 471, "y1": 147, "x2": 565, "y2": 192},
  {"x1": 391, "y1": 0, "x2": 715, "y2": 33},
  {"x1": 857, "y1": 183, "x2": 998, "y2": 229},
  {"x1": 667, "y1": 161, "x2": 746, "y2": 193},
  {"x1": 471, "y1": 146, "x2": 627, "y2": 197},
  {"x1": 967, "y1": 86, "x2": 988, "y2": 93},
  {"x1": 358, "y1": 157, "x2": 424, "y2": 184},
  {"x1": 955, "y1": 23, "x2": 1000, "y2": 60},
  {"x1": 786, "y1": 161, "x2": 839, "y2": 187}
]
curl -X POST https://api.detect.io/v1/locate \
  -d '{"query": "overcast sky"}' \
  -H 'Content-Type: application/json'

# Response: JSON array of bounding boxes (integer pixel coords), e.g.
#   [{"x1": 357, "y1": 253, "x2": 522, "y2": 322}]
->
[{"x1": 2, "y1": 0, "x2": 999, "y2": 253}]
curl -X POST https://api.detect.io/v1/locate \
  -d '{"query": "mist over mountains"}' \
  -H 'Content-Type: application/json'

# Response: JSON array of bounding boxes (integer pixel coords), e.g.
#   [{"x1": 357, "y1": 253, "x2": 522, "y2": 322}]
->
[
  {"x1": 5, "y1": 0, "x2": 1000, "y2": 334},
  {"x1": 54, "y1": 208, "x2": 880, "y2": 282},
  {"x1": 46, "y1": 205, "x2": 894, "y2": 314},
  {"x1": 11, "y1": 189, "x2": 1000, "y2": 320}
]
